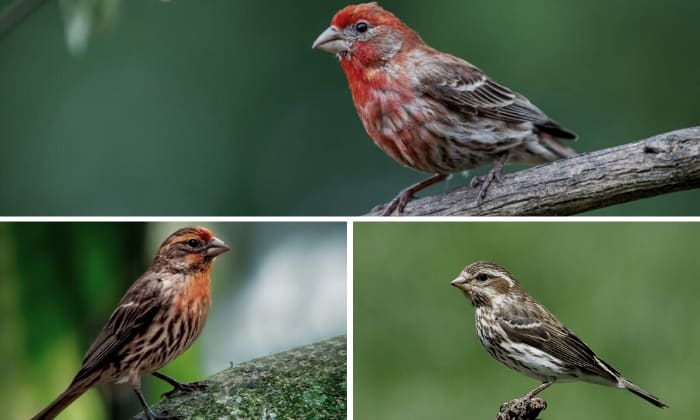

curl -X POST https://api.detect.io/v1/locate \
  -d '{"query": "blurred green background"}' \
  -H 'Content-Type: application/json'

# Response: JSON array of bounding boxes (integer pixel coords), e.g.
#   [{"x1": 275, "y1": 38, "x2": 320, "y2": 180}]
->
[
  {"x1": 354, "y1": 222, "x2": 699, "y2": 419},
  {"x1": 1, "y1": 222, "x2": 346, "y2": 419},
  {"x1": 0, "y1": 0, "x2": 698, "y2": 215}
]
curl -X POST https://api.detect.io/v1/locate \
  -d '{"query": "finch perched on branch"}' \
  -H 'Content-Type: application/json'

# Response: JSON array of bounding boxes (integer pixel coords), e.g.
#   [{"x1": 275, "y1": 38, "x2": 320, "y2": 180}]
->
[
  {"x1": 313, "y1": 3, "x2": 577, "y2": 215},
  {"x1": 451, "y1": 261, "x2": 668, "y2": 409},
  {"x1": 32, "y1": 226, "x2": 230, "y2": 420}
]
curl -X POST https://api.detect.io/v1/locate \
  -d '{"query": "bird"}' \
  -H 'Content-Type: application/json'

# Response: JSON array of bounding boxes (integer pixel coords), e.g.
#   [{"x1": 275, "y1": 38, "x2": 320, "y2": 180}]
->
[
  {"x1": 450, "y1": 261, "x2": 668, "y2": 408},
  {"x1": 313, "y1": 3, "x2": 577, "y2": 215},
  {"x1": 32, "y1": 226, "x2": 231, "y2": 420}
]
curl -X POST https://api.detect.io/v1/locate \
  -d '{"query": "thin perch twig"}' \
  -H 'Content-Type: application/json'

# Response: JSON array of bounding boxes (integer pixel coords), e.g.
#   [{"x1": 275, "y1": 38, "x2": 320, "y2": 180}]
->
[{"x1": 497, "y1": 397, "x2": 547, "y2": 420}]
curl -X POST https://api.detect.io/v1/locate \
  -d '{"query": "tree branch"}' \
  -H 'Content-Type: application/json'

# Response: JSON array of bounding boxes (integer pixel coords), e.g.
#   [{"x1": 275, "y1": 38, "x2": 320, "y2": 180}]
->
[
  {"x1": 367, "y1": 127, "x2": 700, "y2": 216},
  {"x1": 497, "y1": 397, "x2": 547, "y2": 420},
  {"x1": 135, "y1": 335, "x2": 346, "y2": 419},
  {"x1": 0, "y1": 0, "x2": 48, "y2": 38}
]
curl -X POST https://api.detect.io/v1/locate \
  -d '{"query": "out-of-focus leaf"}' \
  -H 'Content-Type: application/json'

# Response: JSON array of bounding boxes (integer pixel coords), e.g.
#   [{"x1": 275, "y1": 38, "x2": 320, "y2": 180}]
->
[{"x1": 59, "y1": 0, "x2": 119, "y2": 55}]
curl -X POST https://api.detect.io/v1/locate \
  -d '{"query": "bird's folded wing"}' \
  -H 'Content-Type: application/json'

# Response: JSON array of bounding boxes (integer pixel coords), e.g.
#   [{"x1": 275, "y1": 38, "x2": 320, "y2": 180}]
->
[
  {"x1": 498, "y1": 316, "x2": 620, "y2": 382},
  {"x1": 417, "y1": 56, "x2": 576, "y2": 139},
  {"x1": 72, "y1": 286, "x2": 163, "y2": 381},
  {"x1": 417, "y1": 57, "x2": 541, "y2": 120}
]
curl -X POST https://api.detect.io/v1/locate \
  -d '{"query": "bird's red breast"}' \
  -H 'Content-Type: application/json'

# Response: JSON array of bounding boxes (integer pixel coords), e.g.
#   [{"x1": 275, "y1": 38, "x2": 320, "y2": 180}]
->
[{"x1": 174, "y1": 270, "x2": 212, "y2": 319}]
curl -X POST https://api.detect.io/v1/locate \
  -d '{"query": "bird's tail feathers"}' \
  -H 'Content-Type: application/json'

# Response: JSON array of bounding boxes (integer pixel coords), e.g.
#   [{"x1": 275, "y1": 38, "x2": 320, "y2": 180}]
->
[
  {"x1": 538, "y1": 134, "x2": 578, "y2": 160},
  {"x1": 538, "y1": 120, "x2": 577, "y2": 140},
  {"x1": 31, "y1": 376, "x2": 98, "y2": 420},
  {"x1": 621, "y1": 378, "x2": 669, "y2": 409}
]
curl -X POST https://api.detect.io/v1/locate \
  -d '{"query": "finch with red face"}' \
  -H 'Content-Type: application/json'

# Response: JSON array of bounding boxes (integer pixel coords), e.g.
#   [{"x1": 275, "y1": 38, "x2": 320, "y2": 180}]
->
[
  {"x1": 313, "y1": 3, "x2": 577, "y2": 215},
  {"x1": 32, "y1": 226, "x2": 230, "y2": 420}
]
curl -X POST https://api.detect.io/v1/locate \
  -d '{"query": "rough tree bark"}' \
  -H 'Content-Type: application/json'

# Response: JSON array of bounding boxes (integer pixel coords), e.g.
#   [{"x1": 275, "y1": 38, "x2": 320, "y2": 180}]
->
[
  {"x1": 367, "y1": 126, "x2": 700, "y2": 216},
  {"x1": 135, "y1": 335, "x2": 346, "y2": 419},
  {"x1": 496, "y1": 397, "x2": 547, "y2": 420}
]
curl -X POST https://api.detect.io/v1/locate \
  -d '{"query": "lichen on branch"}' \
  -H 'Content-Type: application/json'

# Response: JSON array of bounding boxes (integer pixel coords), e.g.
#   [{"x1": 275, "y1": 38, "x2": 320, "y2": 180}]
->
[{"x1": 136, "y1": 335, "x2": 347, "y2": 419}]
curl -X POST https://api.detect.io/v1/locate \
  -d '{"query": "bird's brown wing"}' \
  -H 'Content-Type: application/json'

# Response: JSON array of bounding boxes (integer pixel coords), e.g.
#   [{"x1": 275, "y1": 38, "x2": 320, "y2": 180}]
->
[
  {"x1": 416, "y1": 55, "x2": 576, "y2": 139},
  {"x1": 74, "y1": 276, "x2": 163, "y2": 379},
  {"x1": 498, "y1": 316, "x2": 620, "y2": 382}
]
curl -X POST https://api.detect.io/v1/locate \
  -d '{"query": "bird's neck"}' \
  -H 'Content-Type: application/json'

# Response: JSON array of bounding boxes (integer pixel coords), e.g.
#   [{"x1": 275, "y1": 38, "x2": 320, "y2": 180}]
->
[
  {"x1": 341, "y1": 58, "x2": 389, "y2": 101},
  {"x1": 173, "y1": 269, "x2": 212, "y2": 318}
]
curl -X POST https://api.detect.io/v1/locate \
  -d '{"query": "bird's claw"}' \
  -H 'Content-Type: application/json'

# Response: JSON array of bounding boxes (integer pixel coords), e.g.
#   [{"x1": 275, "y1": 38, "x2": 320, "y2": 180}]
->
[
  {"x1": 135, "y1": 410, "x2": 180, "y2": 420},
  {"x1": 471, "y1": 168, "x2": 504, "y2": 205},
  {"x1": 379, "y1": 173, "x2": 448, "y2": 215},
  {"x1": 381, "y1": 190, "x2": 413, "y2": 216},
  {"x1": 161, "y1": 381, "x2": 208, "y2": 399}
]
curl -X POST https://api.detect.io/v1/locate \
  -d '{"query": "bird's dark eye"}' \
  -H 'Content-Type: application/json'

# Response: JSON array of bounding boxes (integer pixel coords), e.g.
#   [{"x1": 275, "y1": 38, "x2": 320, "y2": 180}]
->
[
  {"x1": 476, "y1": 273, "x2": 488, "y2": 282},
  {"x1": 187, "y1": 239, "x2": 201, "y2": 248},
  {"x1": 355, "y1": 21, "x2": 368, "y2": 33}
]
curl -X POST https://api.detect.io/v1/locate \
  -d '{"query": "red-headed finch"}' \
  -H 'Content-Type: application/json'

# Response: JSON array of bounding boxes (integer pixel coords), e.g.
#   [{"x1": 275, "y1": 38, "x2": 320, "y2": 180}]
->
[
  {"x1": 313, "y1": 3, "x2": 576, "y2": 215},
  {"x1": 451, "y1": 261, "x2": 668, "y2": 409},
  {"x1": 33, "y1": 226, "x2": 230, "y2": 419}
]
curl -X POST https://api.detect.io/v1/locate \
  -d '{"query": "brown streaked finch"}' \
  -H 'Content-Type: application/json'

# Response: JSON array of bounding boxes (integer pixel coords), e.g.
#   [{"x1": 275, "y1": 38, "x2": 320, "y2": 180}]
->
[
  {"x1": 451, "y1": 261, "x2": 668, "y2": 409},
  {"x1": 313, "y1": 3, "x2": 577, "y2": 215},
  {"x1": 32, "y1": 226, "x2": 230, "y2": 420}
]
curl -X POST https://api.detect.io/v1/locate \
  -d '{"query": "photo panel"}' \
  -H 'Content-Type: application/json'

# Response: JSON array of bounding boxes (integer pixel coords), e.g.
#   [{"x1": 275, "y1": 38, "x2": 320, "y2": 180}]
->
[
  {"x1": 1, "y1": 1, "x2": 698, "y2": 216},
  {"x1": 2, "y1": 222, "x2": 347, "y2": 419},
  {"x1": 354, "y1": 221, "x2": 697, "y2": 419}
]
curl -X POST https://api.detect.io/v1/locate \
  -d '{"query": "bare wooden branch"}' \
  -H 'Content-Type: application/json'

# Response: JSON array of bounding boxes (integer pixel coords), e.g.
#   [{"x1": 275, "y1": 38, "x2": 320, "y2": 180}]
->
[
  {"x1": 497, "y1": 397, "x2": 547, "y2": 420},
  {"x1": 366, "y1": 127, "x2": 700, "y2": 216}
]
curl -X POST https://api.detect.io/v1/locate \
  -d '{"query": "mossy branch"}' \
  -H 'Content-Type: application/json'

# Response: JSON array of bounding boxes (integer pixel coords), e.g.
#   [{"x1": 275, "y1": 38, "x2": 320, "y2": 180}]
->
[
  {"x1": 135, "y1": 335, "x2": 347, "y2": 419},
  {"x1": 367, "y1": 126, "x2": 700, "y2": 216}
]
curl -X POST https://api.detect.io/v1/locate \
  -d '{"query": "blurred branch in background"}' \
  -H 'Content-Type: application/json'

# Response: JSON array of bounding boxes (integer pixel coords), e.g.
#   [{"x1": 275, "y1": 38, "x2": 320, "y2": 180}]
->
[
  {"x1": 0, "y1": 0, "x2": 48, "y2": 37},
  {"x1": 368, "y1": 126, "x2": 700, "y2": 216},
  {"x1": 0, "y1": 0, "x2": 120, "y2": 55},
  {"x1": 139, "y1": 336, "x2": 347, "y2": 419}
]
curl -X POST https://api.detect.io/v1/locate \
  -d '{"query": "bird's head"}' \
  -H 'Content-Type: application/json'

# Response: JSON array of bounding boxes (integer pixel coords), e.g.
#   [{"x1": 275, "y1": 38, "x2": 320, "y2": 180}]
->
[
  {"x1": 451, "y1": 261, "x2": 522, "y2": 307},
  {"x1": 153, "y1": 226, "x2": 230, "y2": 274},
  {"x1": 312, "y1": 3, "x2": 421, "y2": 66}
]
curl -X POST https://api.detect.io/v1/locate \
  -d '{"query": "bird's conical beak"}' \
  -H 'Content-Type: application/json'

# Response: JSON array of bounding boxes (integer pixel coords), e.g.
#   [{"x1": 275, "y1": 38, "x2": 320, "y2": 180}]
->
[
  {"x1": 451, "y1": 275, "x2": 467, "y2": 288},
  {"x1": 312, "y1": 26, "x2": 348, "y2": 54},
  {"x1": 205, "y1": 237, "x2": 230, "y2": 257}
]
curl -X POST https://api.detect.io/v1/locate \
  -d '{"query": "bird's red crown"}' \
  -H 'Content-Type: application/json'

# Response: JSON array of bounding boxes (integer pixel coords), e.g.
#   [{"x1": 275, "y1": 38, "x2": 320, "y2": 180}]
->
[{"x1": 331, "y1": 3, "x2": 403, "y2": 30}]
